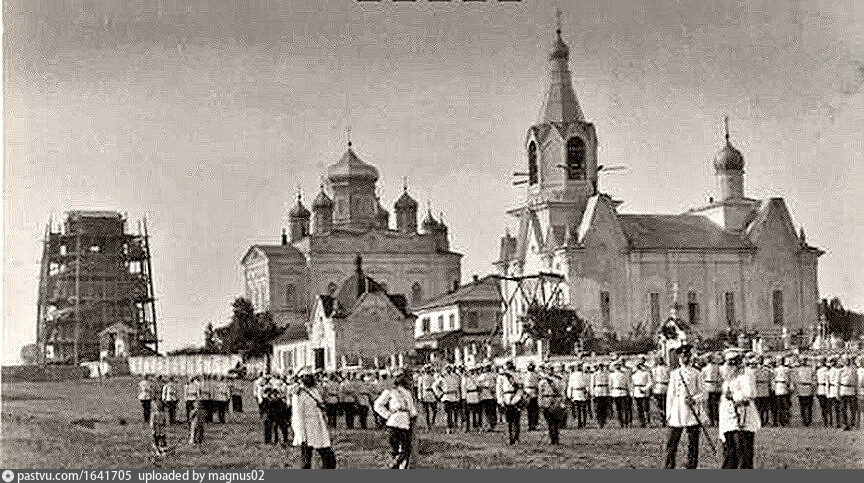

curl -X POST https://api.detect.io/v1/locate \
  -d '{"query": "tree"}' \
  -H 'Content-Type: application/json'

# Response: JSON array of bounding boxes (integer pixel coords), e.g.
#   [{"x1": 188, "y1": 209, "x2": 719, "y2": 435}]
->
[
  {"x1": 821, "y1": 297, "x2": 864, "y2": 341},
  {"x1": 520, "y1": 302, "x2": 587, "y2": 355},
  {"x1": 218, "y1": 297, "x2": 283, "y2": 358},
  {"x1": 203, "y1": 322, "x2": 220, "y2": 353}
]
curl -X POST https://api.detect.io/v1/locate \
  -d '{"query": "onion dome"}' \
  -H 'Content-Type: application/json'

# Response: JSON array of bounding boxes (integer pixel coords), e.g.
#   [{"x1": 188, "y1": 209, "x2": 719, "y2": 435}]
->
[
  {"x1": 421, "y1": 209, "x2": 438, "y2": 232},
  {"x1": 288, "y1": 194, "x2": 310, "y2": 219},
  {"x1": 326, "y1": 144, "x2": 379, "y2": 183},
  {"x1": 714, "y1": 117, "x2": 745, "y2": 171},
  {"x1": 312, "y1": 186, "x2": 333, "y2": 209},
  {"x1": 394, "y1": 190, "x2": 418, "y2": 210}
]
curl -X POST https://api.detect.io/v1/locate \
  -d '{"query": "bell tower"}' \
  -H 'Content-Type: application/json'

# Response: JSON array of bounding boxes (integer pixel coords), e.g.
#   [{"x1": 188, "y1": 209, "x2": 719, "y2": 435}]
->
[{"x1": 508, "y1": 12, "x2": 600, "y2": 256}]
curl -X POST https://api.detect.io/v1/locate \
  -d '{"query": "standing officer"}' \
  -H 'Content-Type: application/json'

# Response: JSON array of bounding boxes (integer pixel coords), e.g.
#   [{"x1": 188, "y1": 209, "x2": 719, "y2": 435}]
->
[
  {"x1": 214, "y1": 375, "x2": 230, "y2": 423},
  {"x1": 772, "y1": 356, "x2": 793, "y2": 427},
  {"x1": 664, "y1": 344, "x2": 705, "y2": 470},
  {"x1": 496, "y1": 361, "x2": 523, "y2": 445},
  {"x1": 754, "y1": 357, "x2": 772, "y2": 426},
  {"x1": 856, "y1": 356, "x2": 864, "y2": 428},
  {"x1": 838, "y1": 355, "x2": 858, "y2": 430},
  {"x1": 477, "y1": 363, "x2": 497, "y2": 431},
  {"x1": 828, "y1": 356, "x2": 841, "y2": 428},
  {"x1": 462, "y1": 367, "x2": 481, "y2": 432},
  {"x1": 339, "y1": 373, "x2": 358, "y2": 429},
  {"x1": 161, "y1": 376, "x2": 179, "y2": 424},
  {"x1": 184, "y1": 376, "x2": 198, "y2": 422},
  {"x1": 719, "y1": 349, "x2": 760, "y2": 469},
  {"x1": 816, "y1": 356, "x2": 832, "y2": 427},
  {"x1": 609, "y1": 360, "x2": 631, "y2": 428},
  {"x1": 373, "y1": 372, "x2": 418, "y2": 469},
  {"x1": 522, "y1": 362, "x2": 540, "y2": 431},
  {"x1": 567, "y1": 361, "x2": 590, "y2": 428},
  {"x1": 652, "y1": 356, "x2": 670, "y2": 426},
  {"x1": 433, "y1": 365, "x2": 462, "y2": 434},
  {"x1": 701, "y1": 354, "x2": 721, "y2": 427},
  {"x1": 795, "y1": 355, "x2": 816, "y2": 426},
  {"x1": 230, "y1": 377, "x2": 244, "y2": 413},
  {"x1": 322, "y1": 374, "x2": 341, "y2": 428},
  {"x1": 417, "y1": 366, "x2": 438, "y2": 430},
  {"x1": 632, "y1": 359, "x2": 654, "y2": 427},
  {"x1": 355, "y1": 374, "x2": 374, "y2": 430},
  {"x1": 538, "y1": 366, "x2": 564, "y2": 445},
  {"x1": 138, "y1": 375, "x2": 154, "y2": 423},
  {"x1": 253, "y1": 371, "x2": 268, "y2": 415},
  {"x1": 199, "y1": 374, "x2": 214, "y2": 423},
  {"x1": 591, "y1": 361, "x2": 611, "y2": 428}
]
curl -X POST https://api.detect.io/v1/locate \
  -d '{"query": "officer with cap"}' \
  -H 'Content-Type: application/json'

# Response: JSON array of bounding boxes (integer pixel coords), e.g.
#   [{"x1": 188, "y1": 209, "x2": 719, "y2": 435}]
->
[
  {"x1": 772, "y1": 355, "x2": 794, "y2": 427},
  {"x1": 664, "y1": 344, "x2": 705, "y2": 469},
  {"x1": 652, "y1": 355, "x2": 670, "y2": 426},
  {"x1": 701, "y1": 353, "x2": 722, "y2": 427},
  {"x1": 591, "y1": 361, "x2": 611, "y2": 428},
  {"x1": 567, "y1": 361, "x2": 590, "y2": 428},
  {"x1": 838, "y1": 354, "x2": 858, "y2": 430},
  {"x1": 632, "y1": 358, "x2": 654, "y2": 427},
  {"x1": 719, "y1": 349, "x2": 760, "y2": 469},
  {"x1": 433, "y1": 365, "x2": 462, "y2": 434},
  {"x1": 496, "y1": 360, "x2": 523, "y2": 445},
  {"x1": 609, "y1": 359, "x2": 631, "y2": 428},
  {"x1": 816, "y1": 355, "x2": 832, "y2": 427},
  {"x1": 523, "y1": 361, "x2": 540, "y2": 431},
  {"x1": 795, "y1": 355, "x2": 816, "y2": 426},
  {"x1": 417, "y1": 365, "x2": 438, "y2": 431}
]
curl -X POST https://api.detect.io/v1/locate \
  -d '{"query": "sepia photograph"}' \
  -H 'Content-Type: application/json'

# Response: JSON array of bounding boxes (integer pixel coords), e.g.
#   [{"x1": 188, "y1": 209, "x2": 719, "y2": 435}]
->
[{"x1": 1, "y1": 0, "x2": 862, "y2": 471}]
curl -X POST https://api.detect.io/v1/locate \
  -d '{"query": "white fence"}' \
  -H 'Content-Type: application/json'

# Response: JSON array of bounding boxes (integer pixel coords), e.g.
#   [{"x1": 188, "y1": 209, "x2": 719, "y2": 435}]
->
[{"x1": 128, "y1": 354, "x2": 244, "y2": 377}]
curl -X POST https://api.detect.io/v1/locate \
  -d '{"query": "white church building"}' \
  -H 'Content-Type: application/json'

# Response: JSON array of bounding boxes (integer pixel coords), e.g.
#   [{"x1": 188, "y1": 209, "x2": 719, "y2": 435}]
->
[{"x1": 495, "y1": 24, "x2": 823, "y2": 349}]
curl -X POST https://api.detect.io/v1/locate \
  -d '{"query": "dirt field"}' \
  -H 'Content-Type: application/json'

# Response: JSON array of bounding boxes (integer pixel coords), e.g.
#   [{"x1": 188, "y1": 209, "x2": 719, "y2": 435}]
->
[{"x1": 1, "y1": 377, "x2": 861, "y2": 469}]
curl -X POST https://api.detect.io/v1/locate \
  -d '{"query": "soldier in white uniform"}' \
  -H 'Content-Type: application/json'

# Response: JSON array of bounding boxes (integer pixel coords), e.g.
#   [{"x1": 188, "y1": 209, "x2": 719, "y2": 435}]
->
[
  {"x1": 214, "y1": 376, "x2": 231, "y2": 423},
  {"x1": 292, "y1": 371, "x2": 336, "y2": 469},
  {"x1": 754, "y1": 358, "x2": 773, "y2": 426},
  {"x1": 795, "y1": 356, "x2": 816, "y2": 426},
  {"x1": 632, "y1": 359, "x2": 654, "y2": 427},
  {"x1": 838, "y1": 355, "x2": 858, "y2": 430},
  {"x1": 433, "y1": 365, "x2": 462, "y2": 434},
  {"x1": 652, "y1": 356, "x2": 670, "y2": 426},
  {"x1": 138, "y1": 375, "x2": 155, "y2": 423},
  {"x1": 161, "y1": 376, "x2": 179, "y2": 424},
  {"x1": 374, "y1": 372, "x2": 418, "y2": 469},
  {"x1": 701, "y1": 354, "x2": 721, "y2": 427},
  {"x1": 417, "y1": 366, "x2": 438, "y2": 430},
  {"x1": 538, "y1": 366, "x2": 565, "y2": 445},
  {"x1": 609, "y1": 360, "x2": 631, "y2": 428},
  {"x1": 856, "y1": 356, "x2": 864, "y2": 428},
  {"x1": 462, "y1": 367, "x2": 481, "y2": 432},
  {"x1": 664, "y1": 345, "x2": 706, "y2": 469},
  {"x1": 772, "y1": 356, "x2": 794, "y2": 427},
  {"x1": 719, "y1": 349, "x2": 760, "y2": 469},
  {"x1": 591, "y1": 361, "x2": 611, "y2": 428},
  {"x1": 496, "y1": 361, "x2": 523, "y2": 445},
  {"x1": 183, "y1": 376, "x2": 198, "y2": 422},
  {"x1": 567, "y1": 361, "x2": 590, "y2": 428},
  {"x1": 253, "y1": 372, "x2": 269, "y2": 415},
  {"x1": 816, "y1": 356, "x2": 832, "y2": 427},
  {"x1": 477, "y1": 363, "x2": 497, "y2": 431},
  {"x1": 827, "y1": 356, "x2": 841, "y2": 428},
  {"x1": 522, "y1": 362, "x2": 540, "y2": 431}
]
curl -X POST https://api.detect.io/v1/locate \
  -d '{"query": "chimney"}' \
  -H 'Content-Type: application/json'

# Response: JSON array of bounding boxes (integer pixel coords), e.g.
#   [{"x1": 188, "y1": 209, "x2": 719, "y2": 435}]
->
[{"x1": 281, "y1": 228, "x2": 288, "y2": 246}]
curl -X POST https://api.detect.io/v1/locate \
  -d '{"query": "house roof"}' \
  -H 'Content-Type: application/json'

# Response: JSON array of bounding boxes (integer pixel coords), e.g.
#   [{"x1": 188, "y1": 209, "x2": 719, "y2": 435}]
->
[
  {"x1": 414, "y1": 275, "x2": 502, "y2": 311},
  {"x1": 415, "y1": 328, "x2": 493, "y2": 343},
  {"x1": 271, "y1": 324, "x2": 309, "y2": 345},
  {"x1": 617, "y1": 214, "x2": 753, "y2": 250},
  {"x1": 240, "y1": 244, "x2": 304, "y2": 265}
]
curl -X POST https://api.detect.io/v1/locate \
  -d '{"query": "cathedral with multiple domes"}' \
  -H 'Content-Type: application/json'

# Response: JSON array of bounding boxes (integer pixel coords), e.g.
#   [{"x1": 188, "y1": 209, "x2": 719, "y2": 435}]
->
[
  {"x1": 240, "y1": 141, "x2": 461, "y2": 329},
  {"x1": 495, "y1": 24, "x2": 823, "y2": 348}
]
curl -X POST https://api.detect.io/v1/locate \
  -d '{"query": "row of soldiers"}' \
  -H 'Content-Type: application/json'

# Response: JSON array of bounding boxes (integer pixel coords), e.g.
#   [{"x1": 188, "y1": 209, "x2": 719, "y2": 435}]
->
[{"x1": 137, "y1": 374, "x2": 244, "y2": 425}]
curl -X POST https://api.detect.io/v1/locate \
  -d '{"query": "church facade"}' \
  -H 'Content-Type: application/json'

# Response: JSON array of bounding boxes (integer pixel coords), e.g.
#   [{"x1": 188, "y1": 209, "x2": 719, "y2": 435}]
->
[
  {"x1": 240, "y1": 142, "x2": 462, "y2": 328},
  {"x1": 496, "y1": 25, "x2": 823, "y2": 349}
]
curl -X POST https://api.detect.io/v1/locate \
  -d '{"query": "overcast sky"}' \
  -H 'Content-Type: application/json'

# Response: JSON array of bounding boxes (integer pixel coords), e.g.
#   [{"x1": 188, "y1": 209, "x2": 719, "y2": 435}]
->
[{"x1": 3, "y1": 0, "x2": 862, "y2": 364}]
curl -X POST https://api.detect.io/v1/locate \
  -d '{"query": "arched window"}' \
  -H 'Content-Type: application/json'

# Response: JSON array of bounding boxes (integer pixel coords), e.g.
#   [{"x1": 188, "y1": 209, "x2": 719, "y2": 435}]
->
[
  {"x1": 566, "y1": 137, "x2": 586, "y2": 180},
  {"x1": 528, "y1": 141, "x2": 538, "y2": 185},
  {"x1": 411, "y1": 282, "x2": 423, "y2": 305},
  {"x1": 285, "y1": 284, "x2": 296, "y2": 309}
]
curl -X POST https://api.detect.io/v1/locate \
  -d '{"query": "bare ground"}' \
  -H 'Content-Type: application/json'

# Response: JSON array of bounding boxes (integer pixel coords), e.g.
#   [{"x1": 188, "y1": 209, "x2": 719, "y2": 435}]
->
[{"x1": 1, "y1": 377, "x2": 861, "y2": 469}]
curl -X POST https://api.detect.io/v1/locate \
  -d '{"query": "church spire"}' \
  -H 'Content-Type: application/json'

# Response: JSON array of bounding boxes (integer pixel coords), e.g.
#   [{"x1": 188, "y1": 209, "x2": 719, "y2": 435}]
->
[{"x1": 538, "y1": 9, "x2": 584, "y2": 123}]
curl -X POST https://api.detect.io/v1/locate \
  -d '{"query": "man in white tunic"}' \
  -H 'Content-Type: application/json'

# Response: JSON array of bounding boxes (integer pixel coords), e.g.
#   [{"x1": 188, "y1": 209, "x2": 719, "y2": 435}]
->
[
  {"x1": 632, "y1": 360, "x2": 654, "y2": 428},
  {"x1": 719, "y1": 349, "x2": 760, "y2": 469},
  {"x1": 567, "y1": 361, "x2": 590, "y2": 428},
  {"x1": 496, "y1": 361, "x2": 523, "y2": 445},
  {"x1": 291, "y1": 372, "x2": 336, "y2": 469},
  {"x1": 664, "y1": 345, "x2": 706, "y2": 469},
  {"x1": 374, "y1": 372, "x2": 419, "y2": 469}
]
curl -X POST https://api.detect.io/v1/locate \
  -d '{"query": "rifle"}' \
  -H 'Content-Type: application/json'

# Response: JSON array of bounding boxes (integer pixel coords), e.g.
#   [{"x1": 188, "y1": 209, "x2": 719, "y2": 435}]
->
[{"x1": 679, "y1": 370, "x2": 717, "y2": 455}]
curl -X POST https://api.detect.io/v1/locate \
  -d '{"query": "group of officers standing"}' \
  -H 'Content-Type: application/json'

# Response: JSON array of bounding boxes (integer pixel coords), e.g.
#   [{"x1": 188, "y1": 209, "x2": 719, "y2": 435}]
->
[{"x1": 134, "y1": 348, "x2": 862, "y2": 469}]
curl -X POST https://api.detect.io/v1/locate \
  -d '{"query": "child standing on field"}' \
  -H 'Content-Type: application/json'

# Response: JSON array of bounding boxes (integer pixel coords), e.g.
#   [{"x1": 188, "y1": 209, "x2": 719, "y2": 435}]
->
[
  {"x1": 189, "y1": 399, "x2": 205, "y2": 445},
  {"x1": 150, "y1": 401, "x2": 168, "y2": 455}
]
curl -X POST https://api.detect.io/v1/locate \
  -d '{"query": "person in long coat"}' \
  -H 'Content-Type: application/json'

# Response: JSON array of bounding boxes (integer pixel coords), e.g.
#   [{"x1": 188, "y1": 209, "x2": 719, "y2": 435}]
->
[
  {"x1": 374, "y1": 372, "x2": 418, "y2": 469},
  {"x1": 719, "y1": 349, "x2": 760, "y2": 469},
  {"x1": 291, "y1": 372, "x2": 336, "y2": 469},
  {"x1": 664, "y1": 344, "x2": 706, "y2": 469}
]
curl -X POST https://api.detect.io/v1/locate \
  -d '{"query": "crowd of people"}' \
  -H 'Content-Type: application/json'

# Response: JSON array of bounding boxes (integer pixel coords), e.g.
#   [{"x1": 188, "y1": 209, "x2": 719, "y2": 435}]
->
[{"x1": 135, "y1": 348, "x2": 863, "y2": 469}]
